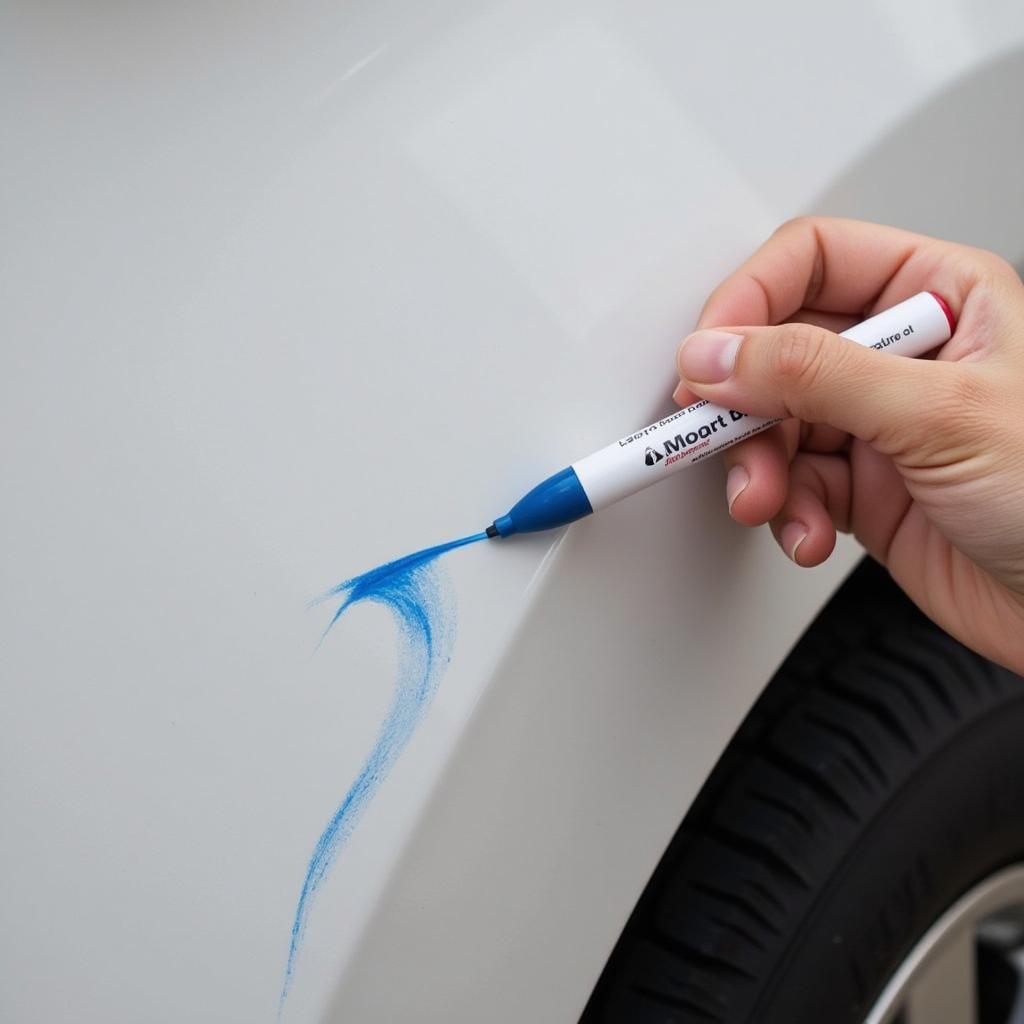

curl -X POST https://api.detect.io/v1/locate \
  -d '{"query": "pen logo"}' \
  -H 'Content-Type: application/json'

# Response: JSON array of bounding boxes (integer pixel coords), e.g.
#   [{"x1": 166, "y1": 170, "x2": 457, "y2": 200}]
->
[{"x1": 644, "y1": 446, "x2": 663, "y2": 466}]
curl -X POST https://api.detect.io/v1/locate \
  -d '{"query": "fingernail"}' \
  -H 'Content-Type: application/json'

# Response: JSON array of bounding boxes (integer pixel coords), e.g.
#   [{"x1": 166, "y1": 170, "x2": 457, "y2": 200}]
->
[
  {"x1": 726, "y1": 465, "x2": 749, "y2": 512},
  {"x1": 678, "y1": 330, "x2": 743, "y2": 383},
  {"x1": 671, "y1": 382, "x2": 688, "y2": 405},
  {"x1": 780, "y1": 521, "x2": 809, "y2": 563}
]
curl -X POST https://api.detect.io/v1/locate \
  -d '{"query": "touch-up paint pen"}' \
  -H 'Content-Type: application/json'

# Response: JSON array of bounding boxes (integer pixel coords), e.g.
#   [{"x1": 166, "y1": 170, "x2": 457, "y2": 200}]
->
[{"x1": 486, "y1": 291, "x2": 956, "y2": 538}]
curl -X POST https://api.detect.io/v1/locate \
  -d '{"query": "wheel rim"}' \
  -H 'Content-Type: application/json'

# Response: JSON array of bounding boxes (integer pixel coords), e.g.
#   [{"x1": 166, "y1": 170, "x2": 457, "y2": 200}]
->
[{"x1": 865, "y1": 865, "x2": 1024, "y2": 1024}]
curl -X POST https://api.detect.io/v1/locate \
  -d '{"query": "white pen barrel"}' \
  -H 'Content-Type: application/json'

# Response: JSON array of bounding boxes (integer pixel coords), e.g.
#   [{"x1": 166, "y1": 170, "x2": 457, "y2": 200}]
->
[{"x1": 571, "y1": 291, "x2": 953, "y2": 512}]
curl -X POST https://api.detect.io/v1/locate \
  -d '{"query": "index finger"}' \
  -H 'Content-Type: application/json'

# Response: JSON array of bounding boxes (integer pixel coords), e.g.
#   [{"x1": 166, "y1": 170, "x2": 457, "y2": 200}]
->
[{"x1": 697, "y1": 217, "x2": 929, "y2": 328}]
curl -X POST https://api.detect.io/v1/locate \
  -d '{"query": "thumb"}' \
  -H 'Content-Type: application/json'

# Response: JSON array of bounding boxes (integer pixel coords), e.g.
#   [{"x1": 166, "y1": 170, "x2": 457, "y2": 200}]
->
[{"x1": 676, "y1": 320, "x2": 974, "y2": 456}]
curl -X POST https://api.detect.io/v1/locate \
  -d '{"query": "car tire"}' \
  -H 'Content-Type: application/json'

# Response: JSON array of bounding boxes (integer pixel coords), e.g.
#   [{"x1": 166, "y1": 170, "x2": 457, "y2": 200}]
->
[{"x1": 581, "y1": 557, "x2": 1024, "y2": 1024}]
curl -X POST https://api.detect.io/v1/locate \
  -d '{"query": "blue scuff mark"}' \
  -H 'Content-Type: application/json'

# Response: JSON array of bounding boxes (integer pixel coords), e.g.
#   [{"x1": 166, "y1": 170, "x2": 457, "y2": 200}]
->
[{"x1": 280, "y1": 531, "x2": 488, "y2": 1011}]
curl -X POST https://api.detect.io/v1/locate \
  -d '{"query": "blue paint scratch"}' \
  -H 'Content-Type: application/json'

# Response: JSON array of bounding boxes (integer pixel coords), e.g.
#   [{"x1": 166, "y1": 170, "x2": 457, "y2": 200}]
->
[{"x1": 280, "y1": 532, "x2": 487, "y2": 1010}]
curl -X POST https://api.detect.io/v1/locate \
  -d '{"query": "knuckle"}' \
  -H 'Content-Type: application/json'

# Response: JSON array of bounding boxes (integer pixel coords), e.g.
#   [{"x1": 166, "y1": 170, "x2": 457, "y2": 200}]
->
[
  {"x1": 945, "y1": 364, "x2": 993, "y2": 418},
  {"x1": 905, "y1": 364, "x2": 998, "y2": 462},
  {"x1": 924, "y1": 365, "x2": 991, "y2": 432},
  {"x1": 772, "y1": 214, "x2": 820, "y2": 238},
  {"x1": 972, "y1": 248, "x2": 1018, "y2": 282},
  {"x1": 953, "y1": 246, "x2": 1020, "y2": 288},
  {"x1": 768, "y1": 322, "x2": 830, "y2": 389}
]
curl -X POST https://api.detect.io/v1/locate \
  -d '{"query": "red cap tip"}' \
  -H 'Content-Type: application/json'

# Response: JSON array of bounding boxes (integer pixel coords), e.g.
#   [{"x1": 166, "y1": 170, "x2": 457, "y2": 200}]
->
[{"x1": 928, "y1": 292, "x2": 957, "y2": 335}]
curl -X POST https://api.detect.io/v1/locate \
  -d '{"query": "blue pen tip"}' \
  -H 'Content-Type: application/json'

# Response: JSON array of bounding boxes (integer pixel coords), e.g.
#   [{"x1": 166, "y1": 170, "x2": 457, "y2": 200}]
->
[{"x1": 488, "y1": 514, "x2": 516, "y2": 538}]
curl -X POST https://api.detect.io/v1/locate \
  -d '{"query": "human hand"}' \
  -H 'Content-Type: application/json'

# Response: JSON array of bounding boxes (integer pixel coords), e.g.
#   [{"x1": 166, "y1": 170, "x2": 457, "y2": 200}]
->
[{"x1": 674, "y1": 217, "x2": 1024, "y2": 673}]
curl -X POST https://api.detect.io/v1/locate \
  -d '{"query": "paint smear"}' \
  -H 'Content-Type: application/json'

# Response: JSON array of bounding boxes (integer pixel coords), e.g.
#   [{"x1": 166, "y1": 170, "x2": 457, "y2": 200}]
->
[{"x1": 281, "y1": 531, "x2": 487, "y2": 1008}]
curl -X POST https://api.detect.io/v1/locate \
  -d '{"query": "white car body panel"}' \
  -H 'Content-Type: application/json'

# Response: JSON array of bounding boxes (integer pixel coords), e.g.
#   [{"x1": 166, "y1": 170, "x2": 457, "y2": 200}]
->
[{"x1": 3, "y1": 2, "x2": 1023, "y2": 1021}]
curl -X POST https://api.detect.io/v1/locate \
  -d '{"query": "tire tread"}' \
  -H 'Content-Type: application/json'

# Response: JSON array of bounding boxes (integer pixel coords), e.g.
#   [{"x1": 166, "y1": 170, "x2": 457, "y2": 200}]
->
[{"x1": 580, "y1": 558, "x2": 1024, "y2": 1024}]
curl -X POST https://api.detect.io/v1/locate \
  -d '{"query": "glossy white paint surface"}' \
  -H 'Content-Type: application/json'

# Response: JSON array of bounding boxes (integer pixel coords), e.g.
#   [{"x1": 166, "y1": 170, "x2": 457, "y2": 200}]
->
[{"x1": 2, "y1": 2, "x2": 1023, "y2": 1021}]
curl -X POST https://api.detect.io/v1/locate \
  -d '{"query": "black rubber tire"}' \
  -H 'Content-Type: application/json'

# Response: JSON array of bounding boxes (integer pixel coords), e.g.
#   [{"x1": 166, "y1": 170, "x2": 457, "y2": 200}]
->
[{"x1": 580, "y1": 557, "x2": 1024, "y2": 1024}]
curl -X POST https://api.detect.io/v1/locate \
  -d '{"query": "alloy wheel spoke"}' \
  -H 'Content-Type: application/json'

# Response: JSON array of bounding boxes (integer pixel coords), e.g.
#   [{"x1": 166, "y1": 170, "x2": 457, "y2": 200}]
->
[{"x1": 901, "y1": 922, "x2": 977, "y2": 1024}]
